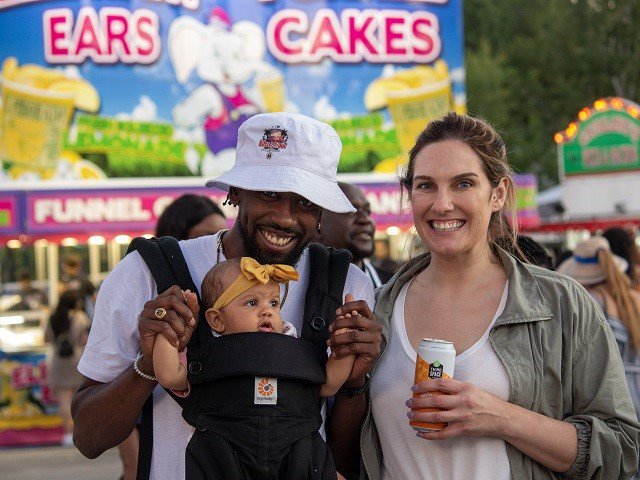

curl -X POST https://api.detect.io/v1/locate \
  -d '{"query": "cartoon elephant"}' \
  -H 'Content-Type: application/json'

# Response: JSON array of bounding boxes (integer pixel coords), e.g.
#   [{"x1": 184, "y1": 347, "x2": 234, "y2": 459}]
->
[{"x1": 168, "y1": 8, "x2": 266, "y2": 172}]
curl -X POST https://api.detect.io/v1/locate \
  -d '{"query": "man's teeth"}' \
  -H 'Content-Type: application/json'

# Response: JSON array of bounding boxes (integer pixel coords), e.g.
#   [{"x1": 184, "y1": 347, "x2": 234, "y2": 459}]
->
[
  {"x1": 431, "y1": 220, "x2": 464, "y2": 231},
  {"x1": 262, "y1": 230, "x2": 293, "y2": 246}
]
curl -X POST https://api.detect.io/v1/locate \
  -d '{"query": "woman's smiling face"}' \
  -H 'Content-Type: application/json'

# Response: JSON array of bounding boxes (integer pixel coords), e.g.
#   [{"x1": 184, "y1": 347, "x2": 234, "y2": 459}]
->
[{"x1": 410, "y1": 139, "x2": 507, "y2": 260}]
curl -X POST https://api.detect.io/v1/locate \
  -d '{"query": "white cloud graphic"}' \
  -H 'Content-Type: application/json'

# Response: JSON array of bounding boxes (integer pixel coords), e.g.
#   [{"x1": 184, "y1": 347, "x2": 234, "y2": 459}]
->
[{"x1": 116, "y1": 95, "x2": 158, "y2": 121}]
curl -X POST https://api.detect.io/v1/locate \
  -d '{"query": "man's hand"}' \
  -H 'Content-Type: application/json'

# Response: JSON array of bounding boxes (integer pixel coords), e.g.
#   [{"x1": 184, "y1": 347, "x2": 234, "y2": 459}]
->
[
  {"x1": 328, "y1": 293, "x2": 381, "y2": 387},
  {"x1": 137, "y1": 286, "x2": 199, "y2": 374}
]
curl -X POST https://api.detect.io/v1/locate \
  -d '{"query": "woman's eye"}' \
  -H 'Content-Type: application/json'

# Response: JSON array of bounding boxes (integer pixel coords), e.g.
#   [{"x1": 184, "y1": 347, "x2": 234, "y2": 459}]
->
[
  {"x1": 457, "y1": 180, "x2": 473, "y2": 188},
  {"x1": 414, "y1": 182, "x2": 433, "y2": 191}
]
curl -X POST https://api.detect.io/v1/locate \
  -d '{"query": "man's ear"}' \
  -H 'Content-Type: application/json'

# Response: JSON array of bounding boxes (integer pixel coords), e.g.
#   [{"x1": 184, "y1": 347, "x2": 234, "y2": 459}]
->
[
  {"x1": 228, "y1": 187, "x2": 240, "y2": 207},
  {"x1": 205, "y1": 308, "x2": 225, "y2": 333}
]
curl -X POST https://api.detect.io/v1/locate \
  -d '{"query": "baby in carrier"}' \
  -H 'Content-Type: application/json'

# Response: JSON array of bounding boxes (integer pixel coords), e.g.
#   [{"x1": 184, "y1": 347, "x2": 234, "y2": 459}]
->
[{"x1": 152, "y1": 257, "x2": 355, "y2": 480}]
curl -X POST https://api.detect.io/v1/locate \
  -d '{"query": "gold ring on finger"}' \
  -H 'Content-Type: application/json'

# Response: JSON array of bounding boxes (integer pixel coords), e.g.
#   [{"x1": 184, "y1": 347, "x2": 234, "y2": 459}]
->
[{"x1": 154, "y1": 307, "x2": 167, "y2": 319}]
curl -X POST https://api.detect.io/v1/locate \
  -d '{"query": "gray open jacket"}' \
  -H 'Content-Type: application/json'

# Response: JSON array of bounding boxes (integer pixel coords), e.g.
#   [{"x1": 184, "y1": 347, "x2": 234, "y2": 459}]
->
[{"x1": 359, "y1": 248, "x2": 640, "y2": 480}]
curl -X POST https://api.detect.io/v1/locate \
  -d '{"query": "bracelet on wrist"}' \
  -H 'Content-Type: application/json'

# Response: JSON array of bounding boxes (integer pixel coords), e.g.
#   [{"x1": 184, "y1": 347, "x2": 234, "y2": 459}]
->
[
  {"x1": 133, "y1": 353, "x2": 157, "y2": 382},
  {"x1": 337, "y1": 376, "x2": 370, "y2": 398}
]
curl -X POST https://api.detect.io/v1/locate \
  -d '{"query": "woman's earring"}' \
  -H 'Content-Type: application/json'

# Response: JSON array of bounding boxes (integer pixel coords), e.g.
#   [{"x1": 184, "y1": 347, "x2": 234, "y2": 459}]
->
[{"x1": 316, "y1": 222, "x2": 321, "y2": 234}]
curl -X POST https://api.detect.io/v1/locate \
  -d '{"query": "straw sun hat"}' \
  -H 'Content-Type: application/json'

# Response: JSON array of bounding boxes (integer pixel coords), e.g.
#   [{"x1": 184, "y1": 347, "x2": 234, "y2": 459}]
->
[{"x1": 557, "y1": 235, "x2": 628, "y2": 285}]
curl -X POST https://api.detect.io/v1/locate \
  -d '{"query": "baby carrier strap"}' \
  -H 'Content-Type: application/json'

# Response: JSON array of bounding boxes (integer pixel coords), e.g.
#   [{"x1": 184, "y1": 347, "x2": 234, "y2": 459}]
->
[
  {"x1": 126, "y1": 236, "x2": 203, "y2": 480},
  {"x1": 301, "y1": 243, "x2": 352, "y2": 365},
  {"x1": 188, "y1": 332, "x2": 327, "y2": 385}
]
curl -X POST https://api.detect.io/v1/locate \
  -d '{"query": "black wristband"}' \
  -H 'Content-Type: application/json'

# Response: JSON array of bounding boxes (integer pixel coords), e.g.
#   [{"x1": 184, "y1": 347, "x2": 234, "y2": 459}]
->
[{"x1": 337, "y1": 376, "x2": 370, "y2": 398}]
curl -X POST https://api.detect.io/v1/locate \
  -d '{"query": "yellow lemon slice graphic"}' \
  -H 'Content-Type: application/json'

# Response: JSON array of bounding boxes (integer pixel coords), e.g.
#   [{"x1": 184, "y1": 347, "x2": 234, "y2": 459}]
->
[
  {"x1": 1, "y1": 57, "x2": 19, "y2": 81},
  {"x1": 48, "y1": 78, "x2": 100, "y2": 112},
  {"x1": 73, "y1": 160, "x2": 107, "y2": 180},
  {"x1": 364, "y1": 78, "x2": 410, "y2": 111},
  {"x1": 13, "y1": 64, "x2": 66, "y2": 89}
]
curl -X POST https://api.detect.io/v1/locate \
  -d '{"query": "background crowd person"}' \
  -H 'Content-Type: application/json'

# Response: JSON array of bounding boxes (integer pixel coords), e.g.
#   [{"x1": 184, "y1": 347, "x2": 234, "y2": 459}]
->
[
  {"x1": 603, "y1": 227, "x2": 640, "y2": 291},
  {"x1": 46, "y1": 291, "x2": 90, "y2": 448},
  {"x1": 516, "y1": 235, "x2": 554, "y2": 270},
  {"x1": 346, "y1": 112, "x2": 639, "y2": 480},
  {"x1": 8, "y1": 268, "x2": 47, "y2": 311},
  {"x1": 314, "y1": 182, "x2": 394, "y2": 288},
  {"x1": 72, "y1": 113, "x2": 381, "y2": 480},
  {"x1": 372, "y1": 238, "x2": 400, "y2": 275},
  {"x1": 155, "y1": 194, "x2": 227, "y2": 240},
  {"x1": 557, "y1": 236, "x2": 640, "y2": 477},
  {"x1": 59, "y1": 253, "x2": 96, "y2": 319}
]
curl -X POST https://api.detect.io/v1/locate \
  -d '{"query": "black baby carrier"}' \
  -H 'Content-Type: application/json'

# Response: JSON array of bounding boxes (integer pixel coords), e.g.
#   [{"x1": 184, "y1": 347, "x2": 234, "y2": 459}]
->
[{"x1": 127, "y1": 236, "x2": 352, "y2": 480}]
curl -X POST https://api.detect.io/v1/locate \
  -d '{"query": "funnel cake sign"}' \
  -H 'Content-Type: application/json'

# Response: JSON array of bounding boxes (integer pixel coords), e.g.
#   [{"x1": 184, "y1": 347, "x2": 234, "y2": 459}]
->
[{"x1": 0, "y1": 0, "x2": 464, "y2": 182}]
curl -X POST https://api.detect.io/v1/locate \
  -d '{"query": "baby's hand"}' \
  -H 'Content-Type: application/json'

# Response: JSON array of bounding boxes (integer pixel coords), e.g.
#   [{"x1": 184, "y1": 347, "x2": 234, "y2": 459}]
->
[{"x1": 333, "y1": 326, "x2": 353, "y2": 336}]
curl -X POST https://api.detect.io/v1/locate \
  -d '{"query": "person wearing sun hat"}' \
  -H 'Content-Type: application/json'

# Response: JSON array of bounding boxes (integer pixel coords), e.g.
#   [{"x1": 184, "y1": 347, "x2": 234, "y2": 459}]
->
[
  {"x1": 558, "y1": 235, "x2": 640, "y2": 479},
  {"x1": 557, "y1": 235, "x2": 629, "y2": 286},
  {"x1": 73, "y1": 112, "x2": 381, "y2": 480}
]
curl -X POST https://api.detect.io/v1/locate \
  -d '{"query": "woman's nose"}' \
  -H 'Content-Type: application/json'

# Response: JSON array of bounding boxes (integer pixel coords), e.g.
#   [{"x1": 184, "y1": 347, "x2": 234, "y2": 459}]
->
[{"x1": 431, "y1": 189, "x2": 454, "y2": 214}]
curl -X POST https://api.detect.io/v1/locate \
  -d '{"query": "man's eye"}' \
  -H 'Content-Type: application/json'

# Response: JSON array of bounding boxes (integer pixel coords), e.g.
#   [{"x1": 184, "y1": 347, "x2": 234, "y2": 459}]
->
[
  {"x1": 298, "y1": 198, "x2": 314, "y2": 207},
  {"x1": 262, "y1": 191, "x2": 278, "y2": 198}
]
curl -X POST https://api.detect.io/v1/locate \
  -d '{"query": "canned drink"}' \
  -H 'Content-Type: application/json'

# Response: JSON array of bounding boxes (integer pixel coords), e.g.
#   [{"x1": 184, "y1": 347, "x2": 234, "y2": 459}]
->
[{"x1": 410, "y1": 338, "x2": 456, "y2": 432}]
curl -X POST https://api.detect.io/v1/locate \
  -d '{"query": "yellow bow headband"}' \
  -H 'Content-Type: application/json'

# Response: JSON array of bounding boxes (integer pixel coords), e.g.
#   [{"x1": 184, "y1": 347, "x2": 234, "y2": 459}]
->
[{"x1": 212, "y1": 257, "x2": 299, "y2": 311}]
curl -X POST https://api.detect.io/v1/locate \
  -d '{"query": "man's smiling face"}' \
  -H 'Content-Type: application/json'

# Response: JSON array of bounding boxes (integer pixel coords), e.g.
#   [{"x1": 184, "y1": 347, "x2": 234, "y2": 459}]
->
[{"x1": 231, "y1": 188, "x2": 321, "y2": 266}]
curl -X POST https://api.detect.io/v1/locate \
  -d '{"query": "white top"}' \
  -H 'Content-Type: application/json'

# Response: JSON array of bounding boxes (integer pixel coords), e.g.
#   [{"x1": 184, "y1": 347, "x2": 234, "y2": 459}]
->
[
  {"x1": 78, "y1": 231, "x2": 375, "y2": 480},
  {"x1": 370, "y1": 281, "x2": 511, "y2": 480}
]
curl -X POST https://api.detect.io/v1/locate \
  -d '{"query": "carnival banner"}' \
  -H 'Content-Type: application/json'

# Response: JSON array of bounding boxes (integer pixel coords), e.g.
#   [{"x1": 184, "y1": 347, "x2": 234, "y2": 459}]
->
[
  {"x1": 0, "y1": 0, "x2": 465, "y2": 181},
  {"x1": 0, "y1": 349, "x2": 63, "y2": 446}
]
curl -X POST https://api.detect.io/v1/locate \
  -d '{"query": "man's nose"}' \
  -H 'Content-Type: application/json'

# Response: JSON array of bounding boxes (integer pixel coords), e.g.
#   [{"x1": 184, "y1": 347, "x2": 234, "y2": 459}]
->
[
  {"x1": 354, "y1": 209, "x2": 372, "y2": 224},
  {"x1": 270, "y1": 200, "x2": 297, "y2": 228}
]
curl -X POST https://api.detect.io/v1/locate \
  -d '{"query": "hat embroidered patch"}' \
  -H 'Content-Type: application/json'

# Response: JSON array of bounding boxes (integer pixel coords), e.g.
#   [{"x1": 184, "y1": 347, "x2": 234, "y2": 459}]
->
[{"x1": 259, "y1": 127, "x2": 288, "y2": 158}]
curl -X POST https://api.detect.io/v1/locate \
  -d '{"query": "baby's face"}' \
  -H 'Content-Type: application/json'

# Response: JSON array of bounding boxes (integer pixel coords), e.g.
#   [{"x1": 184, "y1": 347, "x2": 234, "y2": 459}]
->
[{"x1": 219, "y1": 280, "x2": 284, "y2": 334}]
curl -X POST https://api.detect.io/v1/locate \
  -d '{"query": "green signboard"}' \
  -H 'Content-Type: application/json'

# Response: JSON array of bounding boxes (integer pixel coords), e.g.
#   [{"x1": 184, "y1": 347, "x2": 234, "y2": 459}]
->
[{"x1": 558, "y1": 99, "x2": 640, "y2": 176}]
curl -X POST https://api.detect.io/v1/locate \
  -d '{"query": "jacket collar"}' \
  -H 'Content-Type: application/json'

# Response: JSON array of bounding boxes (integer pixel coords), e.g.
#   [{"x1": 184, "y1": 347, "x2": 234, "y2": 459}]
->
[{"x1": 376, "y1": 247, "x2": 553, "y2": 333}]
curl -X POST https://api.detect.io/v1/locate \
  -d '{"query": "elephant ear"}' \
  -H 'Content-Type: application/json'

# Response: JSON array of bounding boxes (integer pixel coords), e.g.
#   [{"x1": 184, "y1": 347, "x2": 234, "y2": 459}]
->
[
  {"x1": 231, "y1": 21, "x2": 265, "y2": 66},
  {"x1": 168, "y1": 16, "x2": 207, "y2": 84}
]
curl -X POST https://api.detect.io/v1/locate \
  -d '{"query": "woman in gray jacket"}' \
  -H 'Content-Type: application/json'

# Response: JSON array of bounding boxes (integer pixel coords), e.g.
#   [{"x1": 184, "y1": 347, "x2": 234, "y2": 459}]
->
[{"x1": 357, "y1": 112, "x2": 639, "y2": 480}]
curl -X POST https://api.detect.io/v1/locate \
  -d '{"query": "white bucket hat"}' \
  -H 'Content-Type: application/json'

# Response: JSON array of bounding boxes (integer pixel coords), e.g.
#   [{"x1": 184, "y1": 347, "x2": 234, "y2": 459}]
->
[
  {"x1": 205, "y1": 112, "x2": 355, "y2": 213},
  {"x1": 557, "y1": 235, "x2": 628, "y2": 285}
]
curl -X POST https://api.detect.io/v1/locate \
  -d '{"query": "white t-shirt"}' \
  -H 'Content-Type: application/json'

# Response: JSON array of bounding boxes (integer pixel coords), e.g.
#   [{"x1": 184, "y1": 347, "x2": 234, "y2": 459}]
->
[
  {"x1": 370, "y1": 281, "x2": 511, "y2": 480},
  {"x1": 78, "y1": 232, "x2": 375, "y2": 480}
]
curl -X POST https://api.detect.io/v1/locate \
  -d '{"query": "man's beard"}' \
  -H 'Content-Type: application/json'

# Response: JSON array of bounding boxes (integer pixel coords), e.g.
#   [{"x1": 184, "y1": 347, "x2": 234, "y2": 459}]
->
[
  {"x1": 348, "y1": 237, "x2": 375, "y2": 263},
  {"x1": 238, "y1": 221, "x2": 308, "y2": 266}
]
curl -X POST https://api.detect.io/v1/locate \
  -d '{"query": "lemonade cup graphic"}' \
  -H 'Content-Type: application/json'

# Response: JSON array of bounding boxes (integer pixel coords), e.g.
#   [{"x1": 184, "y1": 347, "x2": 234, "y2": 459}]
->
[
  {"x1": 256, "y1": 65, "x2": 285, "y2": 113},
  {"x1": 0, "y1": 77, "x2": 75, "y2": 176},
  {"x1": 364, "y1": 60, "x2": 455, "y2": 158},
  {"x1": 386, "y1": 77, "x2": 452, "y2": 155}
]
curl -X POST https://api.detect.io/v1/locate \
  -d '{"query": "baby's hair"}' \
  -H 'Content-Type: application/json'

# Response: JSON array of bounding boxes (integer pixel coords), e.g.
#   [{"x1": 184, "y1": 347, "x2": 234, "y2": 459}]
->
[{"x1": 201, "y1": 259, "x2": 243, "y2": 309}]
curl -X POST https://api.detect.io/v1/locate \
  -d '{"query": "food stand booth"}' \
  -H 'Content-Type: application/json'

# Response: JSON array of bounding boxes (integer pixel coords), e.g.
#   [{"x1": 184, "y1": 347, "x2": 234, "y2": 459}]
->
[{"x1": 0, "y1": 0, "x2": 467, "y2": 445}]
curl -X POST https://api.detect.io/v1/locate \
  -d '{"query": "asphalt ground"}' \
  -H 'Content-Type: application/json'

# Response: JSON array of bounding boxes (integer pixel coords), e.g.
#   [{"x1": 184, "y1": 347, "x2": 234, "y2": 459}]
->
[{"x1": 0, "y1": 444, "x2": 122, "y2": 480}]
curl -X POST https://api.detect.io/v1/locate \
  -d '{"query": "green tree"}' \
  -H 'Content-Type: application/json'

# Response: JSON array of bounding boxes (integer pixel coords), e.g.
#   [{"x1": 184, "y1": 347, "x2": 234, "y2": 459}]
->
[{"x1": 464, "y1": 0, "x2": 640, "y2": 187}]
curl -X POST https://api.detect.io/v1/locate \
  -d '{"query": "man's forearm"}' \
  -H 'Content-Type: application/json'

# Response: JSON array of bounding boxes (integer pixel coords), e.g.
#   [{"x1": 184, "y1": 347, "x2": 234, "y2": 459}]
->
[
  {"x1": 327, "y1": 390, "x2": 368, "y2": 479},
  {"x1": 71, "y1": 364, "x2": 156, "y2": 458}
]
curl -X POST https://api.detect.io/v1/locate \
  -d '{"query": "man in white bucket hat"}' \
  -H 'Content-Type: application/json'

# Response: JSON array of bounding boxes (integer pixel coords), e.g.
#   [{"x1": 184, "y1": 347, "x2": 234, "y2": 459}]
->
[{"x1": 73, "y1": 112, "x2": 380, "y2": 480}]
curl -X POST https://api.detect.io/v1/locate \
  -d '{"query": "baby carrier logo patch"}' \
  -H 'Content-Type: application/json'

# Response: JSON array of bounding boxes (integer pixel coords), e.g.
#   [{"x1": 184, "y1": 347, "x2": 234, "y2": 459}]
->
[
  {"x1": 259, "y1": 127, "x2": 288, "y2": 159},
  {"x1": 254, "y1": 377, "x2": 277, "y2": 405}
]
